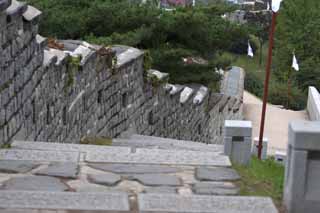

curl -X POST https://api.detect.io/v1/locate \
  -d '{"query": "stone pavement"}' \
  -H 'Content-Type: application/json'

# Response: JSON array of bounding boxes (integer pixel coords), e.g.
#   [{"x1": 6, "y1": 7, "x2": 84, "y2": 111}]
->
[
  {"x1": 0, "y1": 136, "x2": 278, "y2": 212},
  {"x1": 243, "y1": 91, "x2": 308, "y2": 155}
]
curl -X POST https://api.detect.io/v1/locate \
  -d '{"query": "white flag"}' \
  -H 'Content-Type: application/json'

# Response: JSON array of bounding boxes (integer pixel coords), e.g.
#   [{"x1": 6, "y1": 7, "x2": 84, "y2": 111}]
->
[
  {"x1": 248, "y1": 41, "x2": 254, "y2": 58},
  {"x1": 193, "y1": 0, "x2": 195, "y2": 7},
  {"x1": 272, "y1": 0, "x2": 283, "y2": 13},
  {"x1": 292, "y1": 54, "x2": 299, "y2": 71},
  {"x1": 267, "y1": 2, "x2": 270, "y2": 10}
]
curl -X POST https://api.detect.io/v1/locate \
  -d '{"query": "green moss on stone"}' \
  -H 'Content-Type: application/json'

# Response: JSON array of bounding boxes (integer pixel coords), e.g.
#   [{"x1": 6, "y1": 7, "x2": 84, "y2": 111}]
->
[{"x1": 80, "y1": 137, "x2": 113, "y2": 146}]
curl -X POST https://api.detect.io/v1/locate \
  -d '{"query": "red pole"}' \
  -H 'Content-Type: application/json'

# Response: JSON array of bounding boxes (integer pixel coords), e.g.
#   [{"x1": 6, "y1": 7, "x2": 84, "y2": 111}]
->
[{"x1": 257, "y1": 12, "x2": 278, "y2": 159}]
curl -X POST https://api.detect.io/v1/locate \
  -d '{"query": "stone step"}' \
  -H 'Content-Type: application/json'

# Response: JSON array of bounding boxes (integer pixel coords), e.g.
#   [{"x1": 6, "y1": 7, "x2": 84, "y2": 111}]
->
[
  {"x1": 86, "y1": 148, "x2": 231, "y2": 166},
  {"x1": 0, "y1": 191, "x2": 130, "y2": 212},
  {"x1": 138, "y1": 194, "x2": 278, "y2": 213},
  {"x1": 125, "y1": 134, "x2": 223, "y2": 152}
]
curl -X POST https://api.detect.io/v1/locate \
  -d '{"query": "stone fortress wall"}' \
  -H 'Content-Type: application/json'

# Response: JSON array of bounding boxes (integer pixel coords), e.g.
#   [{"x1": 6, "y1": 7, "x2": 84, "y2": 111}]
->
[{"x1": 0, "y1": 0, "x2": 244, "y2": 146}]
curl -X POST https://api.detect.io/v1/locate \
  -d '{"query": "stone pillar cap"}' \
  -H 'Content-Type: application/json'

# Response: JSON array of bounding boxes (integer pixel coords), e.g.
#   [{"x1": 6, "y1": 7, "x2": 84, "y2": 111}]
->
[{"x1": 289, "y1": 120, "x2": 320, "y2": 150}]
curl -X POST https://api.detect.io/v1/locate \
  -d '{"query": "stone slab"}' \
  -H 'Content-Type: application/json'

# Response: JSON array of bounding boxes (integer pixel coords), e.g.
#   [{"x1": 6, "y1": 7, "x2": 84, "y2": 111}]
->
[
  {"x1": 289, "y1": 121, "x2": 320, "y2": 150},
  {"x1": 86, "y1": 149, "x2": 231, "y2": 166},
  {"x1": 88, "y1": 164, "x2": 182, "y2": 174},
  {"x1": 195, "y1": 167, "x2": 240, "y2": 181},
  {"x1": 192, "y1": 182, "x2": 239, "y2": 195},
  {"x1": 88, "y1": 173, "x2": 121, "y2": 186},
  {"x1": 0, "y1": 160, "x2": 39, "y2": 173},
  {"x1": 129, "y1": 174, "x2": 181, "y2": 186},
  {"x1": 12, "y1": 141, "x2": 131, "y2": 154},
  {"x1": 35, "y1": 162, "x2": 79, "y2": 179},
  {"x1": 224, "y1": 120, "x2": 252, "y2": 137},
  {"x1": 0, "y1": 191, "x2": 130, "y2": 211},
  {"x1": 2, "y1": 176, "x2": 68, "y2": 191},
  {"x1": 0, "y1": 149, "x2": 79, "y2": 162},
  {"x1": 143, "y1": 187, "x2": 177, "y2": 194},
  {"x1": 138, "y1": 194, "x2": 278, "y2": 213}
]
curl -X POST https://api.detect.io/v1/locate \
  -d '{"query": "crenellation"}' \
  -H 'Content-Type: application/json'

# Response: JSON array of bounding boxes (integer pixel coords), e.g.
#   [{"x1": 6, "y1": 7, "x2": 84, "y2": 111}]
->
[{"x1": 0, "y1": 1, "x2": 244, "y2": 146}]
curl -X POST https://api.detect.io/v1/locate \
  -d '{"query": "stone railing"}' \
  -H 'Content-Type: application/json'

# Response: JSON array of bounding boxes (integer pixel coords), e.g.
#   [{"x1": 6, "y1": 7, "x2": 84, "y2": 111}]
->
[
  {"x1": 0, "y1": 0, "x2": 245, "y2": 146},
  {"x1": 307, "y1": 86, "x2": 320, "y2": 121}
]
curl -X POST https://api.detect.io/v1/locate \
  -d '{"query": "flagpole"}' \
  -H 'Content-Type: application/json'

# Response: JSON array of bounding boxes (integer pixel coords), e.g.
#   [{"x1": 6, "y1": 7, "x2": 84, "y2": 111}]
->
[{"x1": 257, "y1": 11, "x2": 278, "y2": 159}]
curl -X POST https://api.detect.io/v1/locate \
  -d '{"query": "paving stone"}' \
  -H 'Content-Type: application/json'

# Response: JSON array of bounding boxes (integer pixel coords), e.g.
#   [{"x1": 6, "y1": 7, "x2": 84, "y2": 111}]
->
[
  {"x1": 128, "y1": 174, "x2": 181, "y2": 187},
  {"x1": 195, "y1": 167, "x2": 240, "y2": 181},
  {"x1": 2, "y1": 176, "x2": 69, "y2": 191},
  {"x1": 138, "y1": 194, "x2": 278, "y2": 213},
  {"x1": 88, "y1": 173, "x2": 121, "y2": 186},
  {"x1": 192, "y1": 182, "x2": 239, "y2": 195},
  {"x1": 86, "y1": 149, "x2": 231, "y2": 166},
  {"x1": 0, "y1": 150, "x2": 79, "y2": 162},
  {"x1": 143, "y1": 187, "x2": 177, "y2": 194},
  {"x1": 0, "y1": 160, "x2": 39, "y2": 173},
  {"x1": 0, "y1": 191, "x2": 130, "y2": 211},
  {"x1": 88, "y1": 163, "x2": 182, "y2": 174},
  {"x1": 35, "y1": 162, "x2": 79, "y2": 179}
]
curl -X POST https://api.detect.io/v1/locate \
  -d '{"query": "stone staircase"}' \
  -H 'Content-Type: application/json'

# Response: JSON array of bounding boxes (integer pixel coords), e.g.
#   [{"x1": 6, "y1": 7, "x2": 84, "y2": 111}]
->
[{"x1": 0, "y1": 136, "x2": 278, "y2": 212}]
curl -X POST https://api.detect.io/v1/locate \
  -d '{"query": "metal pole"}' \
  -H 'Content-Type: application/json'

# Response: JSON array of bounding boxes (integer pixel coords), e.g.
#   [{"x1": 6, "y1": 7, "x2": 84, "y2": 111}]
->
[{"x1": 257, "y1": 11, "x2": 277, "y2": 159}]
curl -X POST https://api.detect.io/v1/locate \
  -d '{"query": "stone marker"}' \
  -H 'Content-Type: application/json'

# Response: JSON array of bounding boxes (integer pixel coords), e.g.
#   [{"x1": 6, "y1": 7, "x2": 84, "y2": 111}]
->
[
  {"x1": 129, "y1": 174, "x2": 181, "y2": 186},
  {"x1": 2, "y1": 176, "x2": 69, "y2": 191},
  {"x1": 195, "y1": 167, "x2": 240, "y2": 181},
  {"x1": 86, "y1": 149, "x2": 231, "y2": 166},
  {"x1": 0, "y1": 149, "x2": 79, "y2": 162},
  {"x1": 192, "y1": 182, "x2": 239, "y2": 195},
  {"x1": 0, "y1": 160, "x2": 39, "y2": 173},
  {"x1": 224, "y1": 120, "x2": 252, "y2": 165},
  {"x1": 0, "y1": 191, "x2": 130, "y2": 211},
  {"x1": 88, "y1": 163, "x2": 182, "y2": 174},
  {"x1": 35, "y1": 162, "x2": 79, "y2": 179},
  {"x1": 252, "y1": 137, "x2": 268, "y2": 160},
  {"x1": 138, "y1": 194, "x2": 278, "y2": 213},
  {"x1": 284, "y1": 121, "x2": 320, "y2": 213},
  {"x1": 88, "y1": 173, "x2": 121, "y2": 186}
]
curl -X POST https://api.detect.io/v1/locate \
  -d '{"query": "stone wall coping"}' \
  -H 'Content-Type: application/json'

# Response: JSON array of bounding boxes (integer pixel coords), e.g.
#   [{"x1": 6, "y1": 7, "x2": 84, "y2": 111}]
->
[{"x1": 289, "y1": 120, "x2": 320, "y2": 150}]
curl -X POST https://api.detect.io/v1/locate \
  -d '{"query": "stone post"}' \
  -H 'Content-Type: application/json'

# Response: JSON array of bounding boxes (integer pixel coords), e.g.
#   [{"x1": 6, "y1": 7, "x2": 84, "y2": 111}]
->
[
  {"x1": 224, "y1": 120, "x2": 252, "y2": 165},
  {"x1": 284, "y1": 121, "x2": 320, "y2": 213},
  {"x1": 252, "y1": 137, "x2": 268, "y2": 160}
]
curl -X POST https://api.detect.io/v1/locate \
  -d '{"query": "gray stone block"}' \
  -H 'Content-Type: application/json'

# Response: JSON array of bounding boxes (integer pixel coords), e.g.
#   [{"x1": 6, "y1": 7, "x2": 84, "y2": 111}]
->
[
  {"x1": 0, "y1": 191, "x2": 130, "y2": 211},
  {"x1": 88, "y1": 173, "x2": 121, "y2": 186},
  {"x1": 128, "y1": 174, "x2": 181, "y2": 186},
  {"x1": 143, "y1": 187, "x2": 177, "y2": 194},
  {"x1": 192, "y1": 182, "x2": 239, "y2": 195},
  {"x1": 2, "y1": 176, "x2": 69, "y2": 191},
  {"x1": 0, "y1": 160, "x2": 39, "y2": 173},
  {"x1": 86, "y1": 149, "x2": 231, "y2": 166},
  {"x1": 289, "y1": 121, "x2": 320, "y2": 150},
  {"x1": 252, "y1": 137, "x2": 268, "y2": 160},
  {"x1": 138, "y1": 194, "x2": 278, "y2": 213},
  {"x1": 224, "y1": 120, "x2": 252, "y2": 137},
  {"x1": 88, "y1": 163, "x2": 182, "y2": 174},
  {"x1": 35, "y1": 162, "x2": 79, "y2": 179},
  {"x1": 195, "y1": 167, "x2": 240, "y2": 181},
  {"x1": 0, "y1": 149, "x2": 79, "y2": 162}
]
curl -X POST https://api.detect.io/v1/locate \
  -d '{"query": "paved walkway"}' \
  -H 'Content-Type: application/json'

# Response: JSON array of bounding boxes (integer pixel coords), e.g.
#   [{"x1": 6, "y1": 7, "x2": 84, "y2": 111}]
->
[{"x1": 243, "y1": 91, "x2": 308, "y2": 155}]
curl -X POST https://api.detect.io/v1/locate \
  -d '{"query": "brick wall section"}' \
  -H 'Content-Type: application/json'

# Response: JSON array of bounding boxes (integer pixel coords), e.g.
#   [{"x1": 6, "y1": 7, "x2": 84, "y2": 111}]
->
[{"x1": 0, "y1": 0, "x2": 244, "y2": 146}]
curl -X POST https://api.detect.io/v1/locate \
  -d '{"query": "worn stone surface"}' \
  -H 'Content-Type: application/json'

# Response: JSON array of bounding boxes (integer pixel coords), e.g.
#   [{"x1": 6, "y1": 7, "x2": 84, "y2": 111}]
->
[
  {"x1": 193, "y1": 182, "x2": 239, "y2": 195},
  {"x1": 88, "y1": 173, "x2": 121, "y2": 186},
  {"x1": 86, "y1": 149, "x2": 231, "y2": 166},
  {"x1": 0, "y1": 191, "x2": 130, "y2": 211},
  {"x1": 138, "y1": 194, "x2": 278, "y2": 213},
  {"x1": 129, "y1": 174, "x2": 181, "y2": 187},
  {"x1": 196, "y1": 167, "x2": 240, "y2": 181},
  {"x1": 88, "y1": 163, "x2": 182, "y2": 174},
  {"x1": 0, "y1": 150, "x2": 79, "y2": 162},
  {"x1": 35, "y1": 162, "x2": 79, "y2": 179},
  {"x1": 0, "y1": 160, "x2": 39, "y2": 173},
  {"x1": 143, "y1": 187, "x2": 177, "y2": 194},
  {"x1": 2, "y1": 176, "x2": 69, "y2": 191}
]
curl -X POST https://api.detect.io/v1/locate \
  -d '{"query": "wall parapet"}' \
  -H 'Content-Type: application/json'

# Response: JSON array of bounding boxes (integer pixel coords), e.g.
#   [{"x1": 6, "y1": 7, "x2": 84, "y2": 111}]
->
[
  {"x1": 307, "y1": 86, "x2": 320, "y2": 121},
  {"x1": 0, "y1": 0, "x2": 245, "y2": 146}
]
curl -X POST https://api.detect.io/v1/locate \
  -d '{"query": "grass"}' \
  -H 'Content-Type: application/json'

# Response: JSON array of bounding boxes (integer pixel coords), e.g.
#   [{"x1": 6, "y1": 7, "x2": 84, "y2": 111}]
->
[
  {"x1": 80, "y1": 137, "x2": 113, "y2": 146},
  {"x1": 233, "y1": 156, "x2": 285, "y2": 210}
]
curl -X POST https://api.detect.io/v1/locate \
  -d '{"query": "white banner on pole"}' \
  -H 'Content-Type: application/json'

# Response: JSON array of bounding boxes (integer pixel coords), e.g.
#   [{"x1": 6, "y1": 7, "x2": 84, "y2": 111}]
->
[
  {"x1": 248, "y1": 41, "x2": 254, "y2": 58},
  {"x1": 272, "y1": 0, "x2": 283, "y2": 13},
  {"x1": 292, "y1": 54, "x2": 299, "y2": 71}
]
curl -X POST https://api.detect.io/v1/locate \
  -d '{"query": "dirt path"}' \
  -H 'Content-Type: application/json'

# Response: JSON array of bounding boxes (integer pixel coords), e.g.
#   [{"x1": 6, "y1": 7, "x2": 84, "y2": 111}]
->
[{"x1": 243, "y1": 91, "x2": 308, "y2": 155}]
